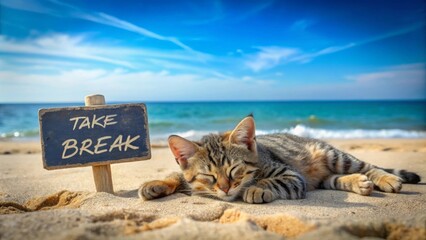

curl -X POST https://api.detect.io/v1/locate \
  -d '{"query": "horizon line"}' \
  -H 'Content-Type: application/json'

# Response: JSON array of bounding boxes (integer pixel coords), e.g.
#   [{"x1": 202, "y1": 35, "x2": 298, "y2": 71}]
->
[{"x1": 1, "y1": 99, "x2": 426, "y2": 104}]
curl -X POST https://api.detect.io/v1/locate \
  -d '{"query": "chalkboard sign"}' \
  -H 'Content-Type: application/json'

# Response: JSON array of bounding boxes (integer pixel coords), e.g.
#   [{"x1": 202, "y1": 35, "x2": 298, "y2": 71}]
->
[{"x1": 39, "y1": 103, "x2": 151, "y2": 170}]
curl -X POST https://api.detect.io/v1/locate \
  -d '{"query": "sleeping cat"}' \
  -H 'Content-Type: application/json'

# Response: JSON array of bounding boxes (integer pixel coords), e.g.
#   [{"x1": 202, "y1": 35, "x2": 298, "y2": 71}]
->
[{"x1": 138, "y1": 116, "x2": 421, "y2": 203}]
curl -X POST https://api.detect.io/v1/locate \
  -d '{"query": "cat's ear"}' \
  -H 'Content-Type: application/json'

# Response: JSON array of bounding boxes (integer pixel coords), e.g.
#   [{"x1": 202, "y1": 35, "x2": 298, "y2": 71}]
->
[
  {"x1": 229, "y1": 116, "x2": 257, "y2": 153},
  {"x1": 168, "y1": 135, "x2": 198, "y2": 169}
]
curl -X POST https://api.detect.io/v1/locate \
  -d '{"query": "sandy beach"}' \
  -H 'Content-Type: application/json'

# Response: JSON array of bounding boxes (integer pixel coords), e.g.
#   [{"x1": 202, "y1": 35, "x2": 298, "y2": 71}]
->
[{"x1": 1, "y1": 139, "x2": 425, "y2": 239}]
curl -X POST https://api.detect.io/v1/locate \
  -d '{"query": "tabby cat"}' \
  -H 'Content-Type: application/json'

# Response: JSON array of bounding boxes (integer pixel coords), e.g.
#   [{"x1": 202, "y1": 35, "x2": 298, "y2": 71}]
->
[{"x1": 139, "y1": 116, "x2": 421, "y2": 203}]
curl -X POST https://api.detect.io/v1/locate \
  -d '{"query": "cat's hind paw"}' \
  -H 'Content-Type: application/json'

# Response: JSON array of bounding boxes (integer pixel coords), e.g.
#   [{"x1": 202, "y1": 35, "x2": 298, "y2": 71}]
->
[
  {"x1": 366, "y1": 169, "x2": 403, "y2": 193},
  {"x1": 375, "y1": 175, "x2": 402, "y2": 193},
  {"x1": 243, "y1": 186, "x2": 276, "y2": 204},
  {"x1": 138, "y1": 180, "x2": 173, "y2": 200}
]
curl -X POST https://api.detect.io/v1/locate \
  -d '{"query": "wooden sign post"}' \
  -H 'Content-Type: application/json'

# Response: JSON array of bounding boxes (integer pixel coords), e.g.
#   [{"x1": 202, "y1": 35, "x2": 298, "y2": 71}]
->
[
  {"x1": 85, "y1": 94, "x2": 113, "y2": 193},
  {"x1": 39, "y1": 94, "x2": 151, "y2": 194}
]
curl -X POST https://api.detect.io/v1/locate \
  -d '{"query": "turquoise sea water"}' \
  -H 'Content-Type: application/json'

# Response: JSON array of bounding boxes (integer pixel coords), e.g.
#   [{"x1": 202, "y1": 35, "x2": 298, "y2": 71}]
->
[{"x1": 1, "y1": 101, "x2": 425, "y2": 142}]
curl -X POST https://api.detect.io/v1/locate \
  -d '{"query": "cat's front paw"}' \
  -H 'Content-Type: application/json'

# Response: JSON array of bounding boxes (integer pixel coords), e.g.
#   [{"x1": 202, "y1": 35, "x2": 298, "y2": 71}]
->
[
  {"x1": 354, "y1": 174, "x2": 374, "y2": 196},
  {"x1": 243, "y1": 186, "x2": 276, "y2": 204},
  {"x1": 138, "y1": 180, "x2": 173, "y2": 200}
]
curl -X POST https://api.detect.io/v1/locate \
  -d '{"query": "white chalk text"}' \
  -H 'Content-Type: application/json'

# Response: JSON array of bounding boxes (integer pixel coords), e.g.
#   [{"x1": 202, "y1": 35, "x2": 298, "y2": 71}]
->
[{"x1": 61, "y1": 114, "x2": 140, "y2": 159}]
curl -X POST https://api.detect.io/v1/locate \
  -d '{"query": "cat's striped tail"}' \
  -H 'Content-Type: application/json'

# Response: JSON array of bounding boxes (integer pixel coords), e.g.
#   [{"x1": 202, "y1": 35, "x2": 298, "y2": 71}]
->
[{"x1": 383, "y1": 169, "x2": 421, "y2": 184}]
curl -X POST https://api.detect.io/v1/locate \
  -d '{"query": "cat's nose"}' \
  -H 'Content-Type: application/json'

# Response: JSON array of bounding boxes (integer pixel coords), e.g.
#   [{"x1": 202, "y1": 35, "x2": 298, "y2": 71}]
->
[
  {"x1": 219, "y1": 185, "x2": 230, "y2": 194},
  {"x1": 218, "y1": 181, "x2": 230, "y2": 194}
]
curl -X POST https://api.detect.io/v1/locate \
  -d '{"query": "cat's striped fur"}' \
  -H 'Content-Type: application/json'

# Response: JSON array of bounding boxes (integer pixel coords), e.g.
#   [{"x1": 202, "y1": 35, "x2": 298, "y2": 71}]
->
[{"x1": 139, "y1": 116, "x2": 421, "y2": 203}]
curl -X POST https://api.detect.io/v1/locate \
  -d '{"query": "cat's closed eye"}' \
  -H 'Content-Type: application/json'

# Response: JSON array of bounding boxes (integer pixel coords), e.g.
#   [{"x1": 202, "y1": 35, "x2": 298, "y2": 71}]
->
[
  {"x1": 228, "y1": 165, "x2": 239, "y2": 180},
  {"x1": 197, "y1": 173, "x2": 217, "y2": 184}
]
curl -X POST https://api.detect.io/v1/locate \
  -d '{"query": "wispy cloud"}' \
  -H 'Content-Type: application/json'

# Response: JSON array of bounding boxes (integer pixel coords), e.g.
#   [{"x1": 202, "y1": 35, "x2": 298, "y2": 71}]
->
[
  {"x1": 245, "y1": 46, "x2": 299, "y2": 72},
  {"x1": 0, "y1": 34, "x2": 135, "y2": 68},
  {"x1": 328, "y1": 63, "x2": 426, "y2": 99},
  {"x1": 0, "y1": 0, "x2": 197, "y2": 52},
  {"x1": 0, "y1": 32, "x2": 232, "y2": 86},
  {"x1": 0, "y1": 33, "x2": 215, "y2": 70},
  {"x1": 246, "y1": 23, "x2": 425, "y2": 72},
  {"x1": 76, "y1": 12, "x2": 195, "y2": 52},
  {"x1": 346, "y1": 63, "x2": 426, "y2": 84},
  {"x1": 245, "y1": 43, "x2": 355, "y2": 71},
  {"x1": 356, "y1": 22, "x2": 426, "y2": 46}
]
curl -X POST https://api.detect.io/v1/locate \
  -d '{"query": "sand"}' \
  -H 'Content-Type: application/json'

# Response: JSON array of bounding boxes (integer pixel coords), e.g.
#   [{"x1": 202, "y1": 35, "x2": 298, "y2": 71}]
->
[{"x1": 0, "y1": 139, "x2": 425, "y2": 239}]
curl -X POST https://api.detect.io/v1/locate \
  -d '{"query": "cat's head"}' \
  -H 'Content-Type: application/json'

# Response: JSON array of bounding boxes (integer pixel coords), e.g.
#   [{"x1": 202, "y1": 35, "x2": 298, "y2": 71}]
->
[{"x1": 168, "y1": 116, "x2": 259, "y2": 201}]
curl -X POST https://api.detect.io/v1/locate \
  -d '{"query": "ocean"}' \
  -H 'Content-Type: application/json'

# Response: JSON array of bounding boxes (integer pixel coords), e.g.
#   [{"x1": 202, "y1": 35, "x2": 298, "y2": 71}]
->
[{"x1": 1, "y1": 101, "x2": 425, "y2": 143}]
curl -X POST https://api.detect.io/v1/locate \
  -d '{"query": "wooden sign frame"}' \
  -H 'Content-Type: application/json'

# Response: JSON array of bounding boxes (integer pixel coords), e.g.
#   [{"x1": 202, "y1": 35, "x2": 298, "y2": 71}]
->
[{"x1": 39, "y1": 103, "x2": 151, "y2": 170}]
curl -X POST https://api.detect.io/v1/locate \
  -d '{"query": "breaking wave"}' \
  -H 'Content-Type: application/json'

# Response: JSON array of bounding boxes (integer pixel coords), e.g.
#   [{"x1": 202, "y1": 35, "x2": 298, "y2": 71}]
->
[
  {"x1": 150, "y1": 124, "x2": 426, "y2": 143},
  {"x1": 275, "y1": 124, "x2": 426, "y2": 139}
]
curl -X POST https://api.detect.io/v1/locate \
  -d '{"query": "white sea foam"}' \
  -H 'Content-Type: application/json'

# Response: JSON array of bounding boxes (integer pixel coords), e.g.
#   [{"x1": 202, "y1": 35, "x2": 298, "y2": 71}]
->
[
  {"x1": 149, "y1": 125, "x2": 426, "y2": 143},
  {"x1": 259, "y1": 124, "x2": 426, "y2": 139},
  {"x1": 175, "y1": 130, "x2": 218, "y2": 140}
]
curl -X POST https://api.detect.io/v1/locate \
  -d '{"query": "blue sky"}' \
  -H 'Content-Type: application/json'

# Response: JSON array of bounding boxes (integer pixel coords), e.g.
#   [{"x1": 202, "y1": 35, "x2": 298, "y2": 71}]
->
[{"x1": 0, "y1": 0, "x2": 425, "y2": 102}]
